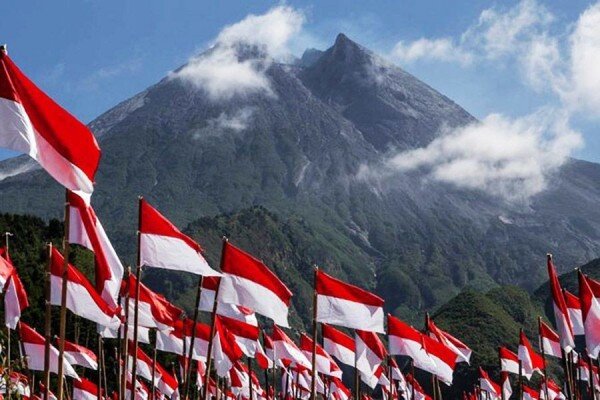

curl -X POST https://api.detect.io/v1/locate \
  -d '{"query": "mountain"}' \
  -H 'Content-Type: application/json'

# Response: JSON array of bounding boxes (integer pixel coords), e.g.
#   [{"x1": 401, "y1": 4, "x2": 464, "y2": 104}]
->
[{"x1": 1, "y1": 33, "x2": 600, "y2": 320}]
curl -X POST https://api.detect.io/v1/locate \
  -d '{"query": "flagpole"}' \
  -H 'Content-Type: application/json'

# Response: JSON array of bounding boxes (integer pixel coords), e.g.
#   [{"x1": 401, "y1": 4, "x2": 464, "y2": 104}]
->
[
  {"x1": 151, "y1": 334, "x2": 157, "y2": 400},
  {"x1": 98, "y1": 335, "x2": 103, "y2": 400},
  {"x1": 120, "y1": 267, "x2": 132, "y2": 400},
  {"x1": 498, "y1": 348, "x2": 505, "y2": 400},
  {"x1": 387, "y1": 356, "x2": 392, "y2": 400},
  {"x1": 131, "y1": 196, "x2": 144, "y2": 397},
  {"x1": 354, "y1": 354, "x2": 359, "y2": 400},
  {"x1": 411, "y1": 359, "x2": 415, "y2": 400},
  {"x1": 185, "y1": 275, "x2": 205, "y2": 400},
  {"x1": 102, "y1": 339, "x2": 108, "y2": 400},
  {"x1": 4, "y1": 231, "x2": 12, "y2": 400},
  {"x1": 248, "y1": 357, "x2": 254, "y2": 400},
  {"x1": 518, "y1": 359, "x2": 523, "y2": 400},
  {"x1": 56, "y1": 189, "x2": 72, "y2": 400},
  {"x1": 203, "y1": 237, "x2": 228, "y2": 400},
  {"x1": 588, "y1": 354, "x2": 596, "y2": 400},
  {"x1": 310, "y1": 266, "x2": 318, "y2": 400},
  {"x1": 43, "y1": 243, "x2": 53, "y2": 400},
  {"x1": 538, "y1": 317, "x2": 550, "y2": 400},
  {"x1": 264, "y1": 359, "x2": 270, "y2": 400}
]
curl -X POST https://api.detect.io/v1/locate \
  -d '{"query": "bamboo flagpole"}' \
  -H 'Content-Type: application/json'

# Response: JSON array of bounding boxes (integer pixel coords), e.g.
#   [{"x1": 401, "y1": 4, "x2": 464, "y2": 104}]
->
[
  {"x1": 131, "y1": 196, "x2": 144, "y2": 399},
  {"x1": 203, "y1": 237, "x2": 228, "y2": 400},
  {"x1": 151, "y1": 335, "x2": 157, "y2": 400},
  {"x1": 538, "y1": 317, "x2": 550, "y2": 400},
  {"x1": 354, "y1": 355, "x2": 359, "y2": 400},
  {"x1": 185, "y1": 275, "x2": 204, "y2": 400},
  {"x1": 43, "y1": 243, "x2": 53, "y2": 400},
  {"x1": 498, "y1": 348, "x2": 506, "y2": 400},
  {"x1": 518, "y1": 359, "x2": 523, "y2": 400},
  {"x1": 98, "y1": 335, "x2": 103, "y2": 400},
  {"x1": 248, "y1": 357, "x2": 254, "y2": 400},
  {"x1": 120, "y1": 267, "x2": 132, "y2": 400},
  {"x1": 56, "y1": 189, "x2": 72, "y2": 400},
  {"x1": 4, "y1": 231, "x2": 12, "y2": 400},
  {"x1": 310, "y1": 266, "x2": 319, "y2": 400}
]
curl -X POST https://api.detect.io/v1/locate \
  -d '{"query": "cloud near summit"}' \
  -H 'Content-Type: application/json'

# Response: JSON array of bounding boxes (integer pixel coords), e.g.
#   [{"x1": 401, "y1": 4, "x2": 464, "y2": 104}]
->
[{"x1": 171, "y1": 6, "x2": 305, "y2": 101}]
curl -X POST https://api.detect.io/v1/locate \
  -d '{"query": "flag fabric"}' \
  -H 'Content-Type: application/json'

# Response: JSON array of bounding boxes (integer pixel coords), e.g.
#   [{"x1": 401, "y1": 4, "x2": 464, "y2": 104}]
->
[
  {"x1": 355, "y1": 330, "x2": 386, "y2": 388},
  {"x1": 578, "y1": 271, "x2": 600, "y2": 358},
  {"x1": 322, "y1": 323, "x2": 355, "y2": 368},
  {"x1": 72, "y1": 378, "x2": 98, "y2": 400},
  {"x1": 478, "y1": 368, "x2": 501, "y2": 399},
  {"x1": 427, "y1": 318, "x2": 472, "y2": 364},
  {"x1": 315, "y1": 270, "x2": 385, "y2": 333},
  {"x1": 387, "y1": 315, "x2": 456, "y2": 385},
  {"x1": 577, "y1": 357, "x2": 590, "y2": 382},
  {"x1": 501, "y1": 372, "x2": 512, "y2": 400},
  {"x1": 198, "y1": 276, "x2": 220, "y2": 312},
  {"x1": 547, "y1": 255, "x2": 575, "y2": 351},
  {"x1": 154, "y1": 359, "x2": 179, "y2": 398},
  {"x1": 255, "y1": 340, "x2": 273, "y2": 369},
  {"x1": 156, "y1": 319, "x2": 185, "y2": 356},
  {"x1": 184, "y1": 319, "x2": 211, "y2": 361},
  {"x1": 50, "y1": 248, "x2": 120, "y2": 329},
  {"x1": 218, "y1": 313, "x2": 260, "y2": 357},
  {"x1": 541, "y1": 379, "x2": 565, "y2": 400},
  {"x1": 518, "y1": 331, "x2": 544, "y2": 379},
  {"x1": 523, "y1": 385, "x2": 539, "y2": 400},
  {"x1": 539, "y1": 320, "x2": 562, "y2": 358},
  {"x1": 0, "y1": 51, "x2": 101, "y2": 194},
  {"x1": 406, "y1": 374, "x2": 430, "y2": 400},
  {"x1": 299, "y1": 333, "x2": 342, "y2": 378},
  {"x1": 212, "y1": 316, "x2": 244, "y2": 377},
  {"x1": 125, "y1": 380, "x2": 149, "y2": 400},
  {"x1": 0, "y1": 251, "x2": 14, "y2": 291},
  {"x1": 67, "y1": 191, "x2": 123, "y2": 308},
  {"x1": 563, "y1": 290, "x2": 585, "y2": 336},
  {"x1": 62, "y1": 339, "x2": 98, "y2": 370},
  {"x1": 4, "y1": 270, "x2": 28, "y2": 329},
  {"x1": 127, "y1": 342, "x2": 155, "y2": 382},
  {"x1": 499, "y1": 347, "x2": 520, "y2": 375},
  {"x1": 218, "y1": 242, "x2": 292, "y2": 327},
  {"x1": 329, "y1": 377, "x2": 351, "y2": 400},
  {"x1": 139, "y1": 199, "x2": 219, "y2": 276},
  {"x1": 19, "y1": 322, "x2": 79, "y2": 379},
  {"x1": 271, "y1": 325, "x2": 311, "y2": 369}
]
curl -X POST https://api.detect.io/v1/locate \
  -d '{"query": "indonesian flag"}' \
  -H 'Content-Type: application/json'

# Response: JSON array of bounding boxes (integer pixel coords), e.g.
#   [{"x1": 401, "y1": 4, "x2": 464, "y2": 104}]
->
[
  {"x1": 4, "y1": 270, "x2": 28, "y2": 329},
  {"x1": 218, "y1": 241, "x2": 292, "y2": 327},
  {"x1": 329, "y1": 377, "x2": 351, "y2": 400},
  {"x1": 426, "y1": 317, "x2": 471, "y2": 363},
  {"x1": 255, "y1": 339, "x2": 273, "y2": 369},
  {"x1": 39, "y1": 383, "x2": 57, "y2": 400},
  {"x1": 62, "y1": 339, "x2": 98, "y2": 370},
  {"x1": 50, "y1": 248, "x2": 120, "y2": 329},
  {"x1": 0, "y1": 50, "x2": 101, "y2": 194},
  {"x1": 541, "y1": 379, "x2": 564, "y2": 400},
  {"x1": 126, "y1": 380, "x2": 149, "y2": 400},
  {"x1": 406, "y1": 374, "x2": 430, "y2": 400},
  {"x1": 523, "y1": 385, "x2": 539, "y2": 400},
  {"x1": 184, "y1": 319, "x2": 211, "y2": 361},
  {"x1": 539, "y1": 320, "x2": 561, "y2": 358},
  {"x1": 0, "y1": 251, "x2": 14, "y2": 291},
  {"x1": 547, "y1": 255, "x2": 575, "y2": 351},
  {"x1": 501, "y1": 372, "x2": 512, "y2": 400},
  {"x1": 499, "y1": 346, "x2": 519, "y2": 375},
  {"x1": 355, "y1": 330, "x2": 386, "y2": 388},
  {"x1": 128, "y1": 341, "x2": 155, "y2": 382},
  {"x1": 212, "y1": 316, "x2": 244, "y2": 377},
  {"x1": 271, "y1": 326, "x2": 311, "y2": 369},
  {"x1": 315, "y1": 270, "x2": 384, "y2": 333},
  {"x1": 478, "y1": 368, "x2": 501, "y2": 399},
  {"x1": 19, "y1": 322, "x2": 79, "y2": 379},
  {"x1": 139, "y1": 199, "x2": 219, "y2": 276},
  {"x1": 7, "y1": 372, "x2": 31, "y2": 398},
  {"x1": 322, "y1": 324, "x2": 355, "y2": 368},
  {"x1": 72, "y1": 378, "x2": 98, "y2": 400},
  {"x1": 577, "y1": 357, "x2": 590, "y2": 382},
  {"x1": 156, "y1": 319, "x2": 185, "y2": 356},
  {"x1": 563, "y1": 290, "x2": 584, "y2": 336},
  {"x1": 299, "y1": 333, "x2": 342, "y2": 378},
  {"x1": 578, "y1": 271, "x2": 600, "y2": 358},
  {"x1": 518, "y1": 331, "x2": 544, "y2": 379},
  {"x1": 154, "y1": 360, "x2": 179, "y2": 398},
  {"x1": 218, "y1": 313, "x2": 260, "y2": 357},
  {"x1": 122, "y1": 274, "x2": 183, "y2": 331},
  {"x1": 388, "y1": 315, "x2": 456, "y2": 384},
  {"x1": 389, "y1": 357, "x2": 408, "y2": 394},
  {"x1": 67, "y1": 191, "x2": 123, "y2": 308}
]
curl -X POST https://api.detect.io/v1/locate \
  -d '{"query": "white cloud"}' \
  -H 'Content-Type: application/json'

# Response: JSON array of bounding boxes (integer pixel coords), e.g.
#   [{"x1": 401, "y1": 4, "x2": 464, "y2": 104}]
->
[
  {"x1": 171, "y1": 6, "x2": 305, "y2": 101},
  {"x1": 368, "y1": 110, "x2": 582, "y2": 202},
  {"x1": 79, "y1": 58, "x2": 142, "y2": 91},
  {"x1": 209, "y1": 107, "x2": 255, "y2": 132},
  {"x1": 391, "y1": 38, "x2": 472, "y2": 65}
]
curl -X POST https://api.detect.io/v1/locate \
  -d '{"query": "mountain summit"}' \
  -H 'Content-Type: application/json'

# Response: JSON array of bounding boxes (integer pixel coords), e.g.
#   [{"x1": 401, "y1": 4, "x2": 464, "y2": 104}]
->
[{"x1": 1, "y1": 34, "x2": 600, "y2": 318}]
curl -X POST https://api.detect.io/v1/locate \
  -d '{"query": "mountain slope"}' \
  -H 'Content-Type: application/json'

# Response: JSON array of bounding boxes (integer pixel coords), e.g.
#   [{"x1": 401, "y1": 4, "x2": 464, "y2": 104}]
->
[{"x1": 1, "y1": 34, "x2": 600, "y2": 318}]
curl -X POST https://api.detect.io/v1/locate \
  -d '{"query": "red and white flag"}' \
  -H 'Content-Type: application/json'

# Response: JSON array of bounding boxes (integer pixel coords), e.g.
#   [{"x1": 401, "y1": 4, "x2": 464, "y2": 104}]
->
[
  {"x1": 299, "y1": 333, "x2": 342, "y2": 378},
  {"x1": 315, "y1": 270, "x2": 384, "y2": 333},
  {"x1": 62, "y1": 339, "x2": 98, "y2": 370},
  {"x1": 156, "y1": 319, "x2": 185, "y2": 356},
  {"x1": 478, "y1": 368, "x2": 501, "y2": 399},
  {"x1": 329, "y1": 377, "x2": 351, "y2": 400},
  {"x1": 501, "y1": 372, "x2": 512, "y2": 400},
  {"x1": 0, "y1": 251, "x2": 14, "y2": 291},
  {"x1": 322, "y1": 323, "x2": 355, "y2": 368},
  {"x1": 355, "y1": 330, "x2": 386, "y2": 388},
  {"x1": 547, "y1": 255, "x2": 575, "y2": 351},
  {"x1": 218, "y1": 242, "x2": 292, "y2": 327},
  {"x1": 539, "y1": 320, "x2": 561, "y2": 358},
  {"x1": 541, "y1": 379, "x2": 565, "y2": 400},
  {"x1": 218, "y1": 314, "x2": 260, "y2": 357},
  {"x1": 578, "y1": 271, "x2": 600, "y2": 358},
  {"x1": 125, "y1": 380, "x2": 149, "y2": 400},
  {"x1": 212, "y1": 316, "x2": 244, "y2": 377},
  {"x1": 426, "y1": 317, "x2": 471, "y2": 364},
  {"x1": 4, "y1": 270, "x2": 28, "y2": 329},
  {"x1": 9, "y1": 372, "x2": 31, "y2": 398},
  {"x1": 563, "y1": 290, "x2": 584, "y2": 336},
  {"x1": 0, "y1": 50, "x2": 100, "y2": 194},
  {"x1": 67, "y1": 191, "x2": 123, "y2": 308},
  {"x1": 523, "y1": 385, "x2": 539, "y2": 400},
  {"x1": 128, "y1": 342, "x2": 155, "y2": 382},
  {"x1": 19, "y1": 322, "x2": 79, "y2": 379},
  {"x1": 72, "y1": 378, "x2": 98, "y2": 400},
  {"x1": 518, "y1": 331, "x2": 544, "y2": 379},
  {"x1": 154, "y1": 359, "x2": 179, "y2": 398},
  {"x1": 389, "y1": 357, "x2": 408, "y2": 394},
  {"x1": 406, "y1": 374, "x2": 430, "y2": 400},
  {"x1": 139, "y1": 199, "x2": 219, "y2": 276},
  {"x1": 499, "y1": 346, "x2": 519, "y2": 375},
  {"x1": 271, "y1": 326, "x2": 311, "y2": 369},
  {"x1": 255, "y1": 339, "x2": 272, "y2": 369},
  {"x1": 50, "y1": 248, "x2": 120, "y2": 329},
  {"x1": 184, "y1": 319, "x2": 211, "y2": 361}
]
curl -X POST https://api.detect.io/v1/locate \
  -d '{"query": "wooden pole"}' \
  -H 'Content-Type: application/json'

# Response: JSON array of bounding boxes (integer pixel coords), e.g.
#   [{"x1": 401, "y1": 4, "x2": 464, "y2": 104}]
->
[
  {"x1": 248, "y1": 357, "x2": 254, "y2": 400},
  {"x1": 589, "y1": 354, "x2": 596, "y2": 400},
  {"x1": 56, "y1": 190, "x2": 71, "y2": 400},
  {"x1": 43, "y1": 243, "x2": 53, "y2": 400},
  {"x1": 185, "y1": 275, "x2": 204, "y2": 399},
  {"x1": 131, "y1": 196, "x2": 144, "y2": 397},
  {"x1": 499, "y1": 348, "x2": 506, "y2": 400},
  {"x1": 4, "y1": 232, "x2": 12, "y2": 400},
  {"x1": 120, "y1": 268, "x2": 132, "y2": 400},
  {"x1": 411, "y1": 359, "x2": 415, "y2": 400},
  {"x1": 151, "y1": 335, "x2": 157, "y2": 400},
  {"x1": 98, "y1": 336, "x2": 103, "y2": 400},
  {"x1": 310, "y1": 266, "x2": 318, "y2": 400},
  {"x1": 539, "y1": 318, "x2": 550, "y2": 400},
  {"x1": 101, "y1": 341, "x2": 108, "y2": 400},
  {"x1": 203, "y1": 238, "x2": 227, "y2": 400},
  {"x1": 431, "y1": 375, "x2": 437, "y2": 400},
  {"x1": 518, "y1": 359, "x2": 523, "y2": 400},
  {"x1": 354, "y1": 355, "x2": 359, "y2": 400}
]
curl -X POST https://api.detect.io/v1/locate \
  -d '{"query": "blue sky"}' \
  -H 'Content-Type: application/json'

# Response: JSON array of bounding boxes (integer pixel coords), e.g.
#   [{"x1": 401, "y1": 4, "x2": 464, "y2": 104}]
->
[{"x1": 1, "y1": 0, "x2": 599, "y2": 164}]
